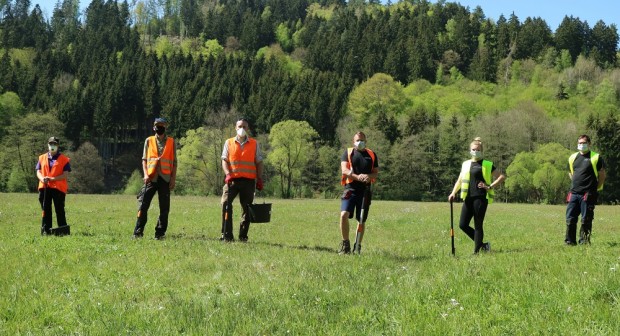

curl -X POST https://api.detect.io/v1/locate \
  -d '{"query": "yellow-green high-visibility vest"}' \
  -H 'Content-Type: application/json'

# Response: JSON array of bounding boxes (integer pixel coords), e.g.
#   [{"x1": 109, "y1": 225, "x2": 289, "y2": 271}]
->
[
  {"x1": 569, "y1": 151, "x2": 603, "y2": 191},
  {"x1": 459, "y1": 159, "x2": 494, "y2": 203}
]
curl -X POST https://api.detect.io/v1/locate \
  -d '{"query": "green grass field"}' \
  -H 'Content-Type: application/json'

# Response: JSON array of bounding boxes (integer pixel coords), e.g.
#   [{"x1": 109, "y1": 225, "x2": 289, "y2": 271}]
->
[{"x1": 1, "y1": 193, "x2": 619, "y2": 335}]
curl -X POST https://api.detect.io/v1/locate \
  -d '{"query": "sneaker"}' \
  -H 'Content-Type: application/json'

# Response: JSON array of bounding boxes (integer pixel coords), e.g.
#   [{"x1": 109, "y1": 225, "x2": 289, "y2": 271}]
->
[
  {"x1": 338, "y1": 240, "x2": 351, "y2": 254},
  {"x1": 239, "y1": 236, "x2": 248, "y2": 243},
  {"x1": 353, "y1": 243, "x2": 362, "y2": 254},
  {"x1": 154, "y1": 234, "x2": 165, "y2": 240},
  {"x1": 565, "y1": 240, "x2": 577, "y2": 246},
  {"x1": 482, "y1": 242, "x2": 491, "y2": 252},
  {"x1": 132, "y1": 234, "x2": 143, "y2": 239}
]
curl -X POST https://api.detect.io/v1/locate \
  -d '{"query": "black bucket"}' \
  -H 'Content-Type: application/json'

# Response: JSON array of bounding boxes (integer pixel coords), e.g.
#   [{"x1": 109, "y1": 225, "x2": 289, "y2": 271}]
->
[{"x1": 249, "y1": 203, "x2": 272, "y2": 223}]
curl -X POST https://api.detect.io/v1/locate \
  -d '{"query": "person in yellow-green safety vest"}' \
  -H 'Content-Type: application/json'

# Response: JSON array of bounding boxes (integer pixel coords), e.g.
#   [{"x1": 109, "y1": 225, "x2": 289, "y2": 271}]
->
[
  {"x1": 449, "y1": 137, "x2": 505, "y2": 254},
  {"x1": 565, "y1": 134, "x2": 606, "y2": 245}
]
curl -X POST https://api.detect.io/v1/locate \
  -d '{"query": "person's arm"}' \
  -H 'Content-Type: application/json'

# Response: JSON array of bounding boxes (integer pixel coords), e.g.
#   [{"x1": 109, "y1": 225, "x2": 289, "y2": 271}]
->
[
  {"x1": 170, "y1": 141, "x2": 177, "y2": 190},
  {"x1": 142, "y1": 159, "x2": 149, "y2": 183},
  {"x1": 142, "y1": 139, "x2": 150, "y2": 183},
  {"x1": 255, "y1": 141, "x2": 264, "y2": 179},
  {"x1": 488, "y1": 170, "x2": 506, "y2": 189},
  {"x1": 256, "y1": 160, "x2": 264, "y2": 179},
  {"x1": 448, "y1": 175, "x2": 462, "y2": 202},
  {"x1": 36, "y1": 169, "x2": 46, "y2": 184},
  {"x1": 597, "y1": 168, "x2": 606, "y2": 190},
  {"x1": 368, "y1": 167, "x2": 379, "y2": 180},
  {"x1": 341, "y1": 161, "x2": 351, "y2": 177},
  {"x1": 49, "y1": 171, "x2": 68, "y2": 181}
]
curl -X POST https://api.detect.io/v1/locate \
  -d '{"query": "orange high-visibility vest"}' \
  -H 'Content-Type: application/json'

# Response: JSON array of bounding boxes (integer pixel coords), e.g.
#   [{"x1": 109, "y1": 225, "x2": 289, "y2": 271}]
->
[
  {"x1": 37, "y1": 153, "x2": 70, "y2": 193},
  {"x1": 146, "y1": 136, "x2": 175, "y2": 178},
  {"x1": 341, "y1": 148, "x2": 376, "y2": 185},
  {"x1": 227, "y1": 137, "x2": 258, "y2": 179}
]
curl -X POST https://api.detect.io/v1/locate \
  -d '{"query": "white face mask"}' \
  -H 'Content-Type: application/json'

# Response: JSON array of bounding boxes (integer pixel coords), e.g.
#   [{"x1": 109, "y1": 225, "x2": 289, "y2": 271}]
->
[
  {"x1": 48, "y1": 144, "x2": 58, "y2": 153},
  {"x1": 577, "y1": 143, "x2": 589, "y2": 152},
  {"x1": 236, "y1": 127, "x2": 247, "y2": 137},
  {"x1": 354, "y1": 140, "x2": 366, "y2": 150},
  {"x1": 470, "y1": 150, "x2": 482, "y2": 160}
]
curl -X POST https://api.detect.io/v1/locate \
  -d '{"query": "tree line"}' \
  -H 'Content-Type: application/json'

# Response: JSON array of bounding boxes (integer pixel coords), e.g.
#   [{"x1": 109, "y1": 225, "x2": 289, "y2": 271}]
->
[{"x1": 0, "y1": 0, "x2": 618, "y2": 203}]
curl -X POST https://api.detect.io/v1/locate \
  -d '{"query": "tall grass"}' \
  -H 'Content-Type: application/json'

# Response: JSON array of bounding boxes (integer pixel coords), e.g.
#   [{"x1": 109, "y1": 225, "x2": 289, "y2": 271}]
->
[{"x1": 1, "y1": 193, "x2": 618, "y2": 335}]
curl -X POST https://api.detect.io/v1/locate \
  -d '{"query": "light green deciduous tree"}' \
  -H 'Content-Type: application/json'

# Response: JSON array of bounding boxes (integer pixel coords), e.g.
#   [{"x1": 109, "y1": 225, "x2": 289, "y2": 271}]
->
[{"x1": 268, "y1": 120, "x2": 318, "y2": 198}]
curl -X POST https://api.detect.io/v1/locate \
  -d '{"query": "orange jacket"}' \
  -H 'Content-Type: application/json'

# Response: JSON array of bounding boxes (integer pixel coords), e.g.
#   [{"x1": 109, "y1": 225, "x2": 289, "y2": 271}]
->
[
  {"x1": 341, "y1": 148, "x2": 376, "y2": 185},
  {"x1": 37, "y1": 153, "x2": 70, "y2": 193},
  {"x1": 146, "y1": 136, "x2": 175, "y2": 178},
  {"x1": 227, "y1": 137, "x2": 258, "y2": 179}
]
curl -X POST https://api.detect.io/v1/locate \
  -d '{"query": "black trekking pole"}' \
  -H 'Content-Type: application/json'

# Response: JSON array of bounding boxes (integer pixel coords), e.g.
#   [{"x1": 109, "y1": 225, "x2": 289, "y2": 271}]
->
[
  {"x1": 353, "y1": 183, "x2": 371, "y2": 254},
  {"x1": 450, "y1": 200, "x2": 455, "y2": 256},
  {"x1": 41, "y1": 182, "x2": 48, "y2": 219}
]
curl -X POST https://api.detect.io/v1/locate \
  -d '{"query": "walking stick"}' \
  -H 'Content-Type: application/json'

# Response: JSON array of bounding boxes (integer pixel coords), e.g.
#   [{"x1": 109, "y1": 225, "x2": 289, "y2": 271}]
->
[
  {"x1": 221, "y1": 181, "x2": 231, "y2": 240},
  {"x1": 353, "y1": 184, "x2": 371, "y2": 254},
  {"x1": 41, "y1": 182, "x2": 48, "y2": 219},
  {"x1": 450, "y1": 200, "x2": 455, "y2": 256}
]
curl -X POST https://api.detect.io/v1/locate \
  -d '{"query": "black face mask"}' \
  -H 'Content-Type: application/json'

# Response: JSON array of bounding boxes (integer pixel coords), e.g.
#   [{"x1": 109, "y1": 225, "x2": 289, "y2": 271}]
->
[{"x1": 155, "y1": 126, "x2": 165, "y2": 135}]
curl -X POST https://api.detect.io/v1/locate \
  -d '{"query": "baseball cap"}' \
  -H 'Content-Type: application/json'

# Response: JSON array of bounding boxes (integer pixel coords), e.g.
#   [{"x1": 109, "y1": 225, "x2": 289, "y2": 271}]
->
[
  {"x1": 48, "y1": 137, "x2": 59, "y2": 144},
  {"x1": 154, "y1": 117, "x2": 168, "y2": 126}
]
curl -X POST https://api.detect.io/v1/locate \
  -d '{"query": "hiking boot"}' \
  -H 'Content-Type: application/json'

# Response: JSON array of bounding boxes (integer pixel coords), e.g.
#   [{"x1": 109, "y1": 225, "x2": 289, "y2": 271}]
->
[
  {"x1": 579, "y1": 234, "x2": 591, "y2": 245},
  {"x1": 482, "y1": 242, "x2": 491, "y2": 252},
  {"x1": 338, "y1": 240, "x2": 351, "y2": 254},
  {"x1": 220, "y1": 235, "x2": 234, "y2": 242}
]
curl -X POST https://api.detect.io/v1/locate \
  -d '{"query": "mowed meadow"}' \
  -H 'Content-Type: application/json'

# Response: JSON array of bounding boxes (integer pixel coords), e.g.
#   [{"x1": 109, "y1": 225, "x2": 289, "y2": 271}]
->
[{"x1": 1, "y1": 193, "x2": 619, "y2": 335}]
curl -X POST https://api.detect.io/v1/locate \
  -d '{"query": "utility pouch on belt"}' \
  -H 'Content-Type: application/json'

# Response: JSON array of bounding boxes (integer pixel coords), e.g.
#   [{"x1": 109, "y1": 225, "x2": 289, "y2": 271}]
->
[{"x1": 342, "y1": 190, "x2": 352, "y2": 200}]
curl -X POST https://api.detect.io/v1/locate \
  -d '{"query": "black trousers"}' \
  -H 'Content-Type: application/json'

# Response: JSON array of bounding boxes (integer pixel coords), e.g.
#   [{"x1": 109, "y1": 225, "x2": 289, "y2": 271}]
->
[
  {"x1": 134, "y1": 180, "x2": 171, "y2": 237},
  {"x1": 221, "y1": 178, "x2": 255, "y2": 240},
  {"x1": 459, "y1": 197, "x2": 488, "y2": 253},
  {"x1": 39, "y1": 188, "x2": 67, "y2": 234}
]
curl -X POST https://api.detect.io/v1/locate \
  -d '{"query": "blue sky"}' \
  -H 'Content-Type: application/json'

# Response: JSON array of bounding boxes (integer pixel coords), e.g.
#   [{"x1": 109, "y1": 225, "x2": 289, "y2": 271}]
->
[
  {"x1": 425, "y1": 0, "x2": 619, "y2": 30},
  {"x1": 33, "y1": 0, "x2": 619, "y2": 31}
]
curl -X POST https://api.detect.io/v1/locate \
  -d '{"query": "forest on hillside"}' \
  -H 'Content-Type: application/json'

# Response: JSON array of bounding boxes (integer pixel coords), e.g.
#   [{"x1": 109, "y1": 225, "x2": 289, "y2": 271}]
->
[{"x1": 0, "y1": 0, "x2": 619, "y2": 203}]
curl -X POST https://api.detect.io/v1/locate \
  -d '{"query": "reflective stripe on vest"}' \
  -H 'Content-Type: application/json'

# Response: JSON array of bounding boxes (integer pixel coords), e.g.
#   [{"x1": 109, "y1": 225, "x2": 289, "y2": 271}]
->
[
  {"x1": 228, "y1": 137, "x2": 257, "y2": 179},
  {"x1": 37, "y1": 153, "x2": 70, "y2": 193},
  {"x1": 569, "y1": 151, "x2": 603, "y2": 191},
  {"x1": 147, "y1": 136, "x2": 175, "y2": 178},
  {"x1": 341, "y1": 148, "x2": 376, "y2": 185},
  {"x1": 459, "y1": 159, "x2": 494, "y2": 203}
]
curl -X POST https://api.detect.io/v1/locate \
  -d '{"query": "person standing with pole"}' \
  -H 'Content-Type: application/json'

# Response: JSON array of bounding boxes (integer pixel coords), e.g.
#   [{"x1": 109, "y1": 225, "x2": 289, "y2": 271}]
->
[
  {"x1": 133, "y1": 117, "x2": 177, "y2": 240},
  {"x1": 36, "y1": 136, "x2": 71, "y2": 235},
  {"x1": 448, "y1": 137, "x2": 505, "y2": 254},
  {"x1": 338, "y1": 132, "x2": 379, "y2": 255},
  {"x1": 565, "y1": 134, "x2": 605, "y2": 245},
  {"x1": 220, "y1": 118, "x2": 264, "y2": 242}
]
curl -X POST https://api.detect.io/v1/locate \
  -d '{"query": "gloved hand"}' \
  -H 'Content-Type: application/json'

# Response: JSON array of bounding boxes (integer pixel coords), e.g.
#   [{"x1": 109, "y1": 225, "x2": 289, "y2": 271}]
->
[
  {"x1": 256, "y1": 178, "x2": 264, "y2": 191},
  {"x1": 224, "y1": 174, "x2": 233, "y2": 184}
]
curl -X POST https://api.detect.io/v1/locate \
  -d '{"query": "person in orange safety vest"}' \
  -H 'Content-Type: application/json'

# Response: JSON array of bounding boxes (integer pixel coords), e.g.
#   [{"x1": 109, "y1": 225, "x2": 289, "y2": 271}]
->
[
  {"x1": 220, "y1": 118, "x2": 264, "y2": 242},
  {"x1": 338, "y1": 131, "x2": 379, "y2": 255},
  {"x1": 133, "y1": 117, "x2": 177, "y2": 240},
  {"x1": 36, "y1": 136, "x2": 71, "y2": 235}
]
